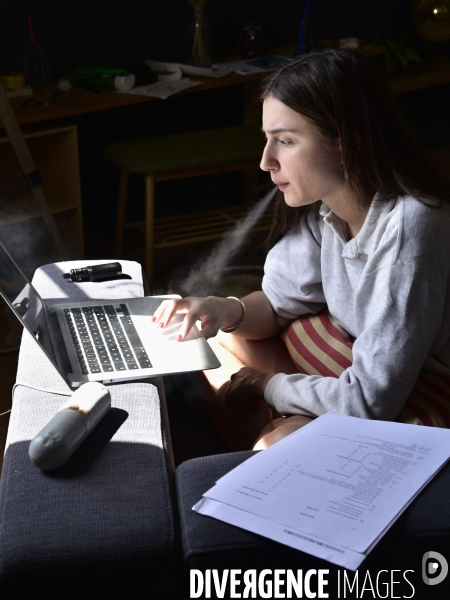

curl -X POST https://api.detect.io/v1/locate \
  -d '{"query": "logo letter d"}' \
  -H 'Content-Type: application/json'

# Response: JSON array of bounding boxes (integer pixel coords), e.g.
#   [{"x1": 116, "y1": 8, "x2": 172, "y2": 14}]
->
[
  {"x1": 190, "y1": 569, "x2": 204, "y2": 597},
  {"x1": 422, "y1": 551, "x2": 448, "y2": 585}
]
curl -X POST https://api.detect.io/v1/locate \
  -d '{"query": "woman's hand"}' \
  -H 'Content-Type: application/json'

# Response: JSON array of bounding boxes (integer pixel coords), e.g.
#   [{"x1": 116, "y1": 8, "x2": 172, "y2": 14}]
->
[
  {"x1": 225, "y1": 367, "x2": 275, "y2": 413},
  {"x1": 152, "y1": 296, "x2": 241, "y2": 341},
  {"x1": 153, "y1": 291, "x2": 282, "y2": 342}
]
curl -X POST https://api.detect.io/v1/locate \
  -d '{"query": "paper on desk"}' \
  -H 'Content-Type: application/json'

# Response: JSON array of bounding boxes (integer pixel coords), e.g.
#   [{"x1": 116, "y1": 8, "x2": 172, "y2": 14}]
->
[
  {"x1": 194, "y1": 412, "x2": 450, "y2": 569},
  {"x1": 118, "y1": 78, "x2": 201, "y2": 100},
  {"x1": 213, "y1": 55, "x2": 293, "y2": 75},
  {"x1": 145, "y1": 59, "x2": 231, "y2": 79}
]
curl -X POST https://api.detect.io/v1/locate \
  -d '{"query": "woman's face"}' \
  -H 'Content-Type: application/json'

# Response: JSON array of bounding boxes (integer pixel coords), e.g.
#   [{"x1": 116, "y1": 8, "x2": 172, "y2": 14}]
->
[{"x1": 260, "y1": 96, "x2": 344, "y2": 208}]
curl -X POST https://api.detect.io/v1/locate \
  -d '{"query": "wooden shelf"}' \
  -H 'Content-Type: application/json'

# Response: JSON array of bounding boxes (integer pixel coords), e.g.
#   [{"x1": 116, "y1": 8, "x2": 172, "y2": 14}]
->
[
  {"x1": 0, "y1": 201, "x2": 80, "y2": 226},
  {"x1": 0, "y1": 124, "x2": 84, "y2": 255}
]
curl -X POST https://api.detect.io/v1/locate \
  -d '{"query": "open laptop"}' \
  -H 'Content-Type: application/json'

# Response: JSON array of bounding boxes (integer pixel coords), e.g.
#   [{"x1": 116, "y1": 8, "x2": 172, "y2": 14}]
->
[{"x1": 0, "y1": 242, "x2": 220, "y2": 388}]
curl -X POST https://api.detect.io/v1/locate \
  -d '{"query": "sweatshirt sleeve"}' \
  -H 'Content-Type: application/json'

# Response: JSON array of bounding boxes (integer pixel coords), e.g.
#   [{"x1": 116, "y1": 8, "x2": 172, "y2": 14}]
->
[
  {"x1": 262, "y1": 213, "x2": 326, "y2": 327},
  {"x1": 264, "y1": 261, "x2": 448, "y2": 421}
]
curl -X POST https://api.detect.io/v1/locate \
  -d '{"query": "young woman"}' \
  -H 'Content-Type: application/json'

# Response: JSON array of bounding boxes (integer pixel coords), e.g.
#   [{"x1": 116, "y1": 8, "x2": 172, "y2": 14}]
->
[{"x1": 153, "y1": 49, "x2": 450, "y2": 451}]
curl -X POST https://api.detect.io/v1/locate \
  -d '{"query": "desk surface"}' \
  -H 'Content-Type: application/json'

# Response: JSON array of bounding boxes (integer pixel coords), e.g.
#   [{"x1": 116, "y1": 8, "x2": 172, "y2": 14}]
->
[
  {"x1": 4, "y1": 70, "x2": 265, "y2": 128},
  {"x1": 3, "y1": 55, "x2": 450, "y2": 129}
]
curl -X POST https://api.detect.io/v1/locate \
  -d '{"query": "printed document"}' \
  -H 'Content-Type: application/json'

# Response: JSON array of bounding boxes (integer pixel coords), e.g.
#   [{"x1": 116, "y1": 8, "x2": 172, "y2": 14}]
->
[
  {"x1": 119, "y1": 60, "x2": 230, "y2": 99},
  {"x1": 194, "y1": 412, "x2": 450, "y2": 569},
  {"x1": 144, "y1": 60, "x2": 231, "y2": 80},
  {"x1": 120, "y1": 79, "x2": 201, "y2": 100},
  {"x1": 213, "y1": 55, "x2": 293, "y2": 75}
]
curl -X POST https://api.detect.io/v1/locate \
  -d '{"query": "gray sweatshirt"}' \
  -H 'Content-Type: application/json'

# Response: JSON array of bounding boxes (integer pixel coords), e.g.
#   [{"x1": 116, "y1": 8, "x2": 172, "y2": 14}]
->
[{"x1": 262, "y1": 195, "x2": 450, "y2": 420}]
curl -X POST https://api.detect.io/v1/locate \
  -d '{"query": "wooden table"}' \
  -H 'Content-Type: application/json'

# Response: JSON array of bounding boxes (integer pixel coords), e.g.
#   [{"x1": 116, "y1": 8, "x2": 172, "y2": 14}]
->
[
  {"x1": 386, "y1": 56, "x2": 450, "y2": 95},
  {"x1": 4, "y1": 54, "x2": 450, "y2": 129},
  {"x1": 2, "y1": 70, "x2": 266, "y2": 129}
]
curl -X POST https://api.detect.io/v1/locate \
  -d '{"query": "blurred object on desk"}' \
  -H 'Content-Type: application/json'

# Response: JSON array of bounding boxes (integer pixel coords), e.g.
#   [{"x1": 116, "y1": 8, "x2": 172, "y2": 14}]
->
[
  {"x1": 318, "y1": 39, "x2": 385, "y2": 56},
  {"x1": 214, "y1": 55, "x2": 293, "y2": 75},
  {"x1": 119, "y1": 79, "x2": 201, "y2": 100},
  {"x1": 0, "y1": 72, "x2": 25, "y2": 91},
  {"x1": 4, "y1": 87, "x2": 32, "y2": 99},
  {"x1": 189, "y1": 0, "x2": 210, "y2": 67},
  {"x1": 337, "y1": 37, "x2": 360, "y2": 49},
  {"x1": 238, "y1": 21, "x2": 266, "y2": 57},
  {"x1": 144, "y1": 59, "x2": 230, "y2": 79},
  {"x1": 22, "y1": 14, "x2": 51, "y2": 89},
  {"x1": 411, "y1": 0, "x2": 450, "y2": 42},
  {"x1": 62, "y1": 67, "x2": 136, "y2": 92},
  {"x1": 363, "y1": 32, "x2": 421, "y2": 75},
  {"x1": 125, "y1": 58, "x2": 231, "y2": 99},
  {"x1": 0, "y1": 72, "x2": 32, "y2": 98}
]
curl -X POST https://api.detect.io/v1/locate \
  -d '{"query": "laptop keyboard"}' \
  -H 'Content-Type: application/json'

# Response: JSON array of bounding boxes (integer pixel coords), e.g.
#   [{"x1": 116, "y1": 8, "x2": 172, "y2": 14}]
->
[{"x1": 63, "y1": 303, "x2": 152, "y2": 375}]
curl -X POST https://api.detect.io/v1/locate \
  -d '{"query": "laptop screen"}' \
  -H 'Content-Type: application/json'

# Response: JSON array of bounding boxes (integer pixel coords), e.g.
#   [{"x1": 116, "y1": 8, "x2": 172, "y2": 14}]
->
[{"x1": 0, "y1": 241, "x2": 61, "y2": 376}]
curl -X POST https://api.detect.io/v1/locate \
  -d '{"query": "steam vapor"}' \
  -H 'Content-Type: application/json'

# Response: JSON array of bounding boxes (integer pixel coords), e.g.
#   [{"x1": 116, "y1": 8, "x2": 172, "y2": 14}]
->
[{"x1": 178, "y1": 186, "x2": 277, "y2": 297}]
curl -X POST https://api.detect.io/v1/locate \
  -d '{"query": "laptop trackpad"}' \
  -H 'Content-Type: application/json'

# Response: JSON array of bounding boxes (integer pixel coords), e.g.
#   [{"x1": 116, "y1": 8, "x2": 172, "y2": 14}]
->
[
  {"x1": 131, "y1": 313, "x2": 201, "y2": 342},
  {"x1": 131, "y1": 313, "x2": 214, "y2": 371}
]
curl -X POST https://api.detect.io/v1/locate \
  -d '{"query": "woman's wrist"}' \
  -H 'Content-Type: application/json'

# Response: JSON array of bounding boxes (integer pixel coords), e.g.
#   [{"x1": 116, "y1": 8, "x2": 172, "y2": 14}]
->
[
  {"x1": 219, "y1": 296, "x2": 246, "y2": 333},
  {"x1": 207, "y1": 295, "x2": 242, "y2": 331}
]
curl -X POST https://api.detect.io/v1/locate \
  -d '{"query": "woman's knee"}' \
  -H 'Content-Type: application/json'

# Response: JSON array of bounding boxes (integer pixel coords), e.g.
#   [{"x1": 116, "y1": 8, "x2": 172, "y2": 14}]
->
[
  {"x1": 216, "y1": 329, "x2": 249, "y2": 355},
  {"x1": 253, "y1": 414, "x2": 314, "y2": 450}
]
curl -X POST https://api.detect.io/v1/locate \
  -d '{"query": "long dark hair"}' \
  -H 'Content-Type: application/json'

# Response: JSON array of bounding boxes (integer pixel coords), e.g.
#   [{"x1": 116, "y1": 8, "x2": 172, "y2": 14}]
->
[{"x1": 260, "y1": 48, "x2": 450, "y2": 247}]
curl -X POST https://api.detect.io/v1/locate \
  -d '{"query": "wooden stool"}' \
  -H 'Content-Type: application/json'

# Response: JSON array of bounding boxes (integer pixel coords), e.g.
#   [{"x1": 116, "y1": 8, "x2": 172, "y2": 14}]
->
[{"x1": 102, "y1": 125, "x2": 265, "y2": 283}]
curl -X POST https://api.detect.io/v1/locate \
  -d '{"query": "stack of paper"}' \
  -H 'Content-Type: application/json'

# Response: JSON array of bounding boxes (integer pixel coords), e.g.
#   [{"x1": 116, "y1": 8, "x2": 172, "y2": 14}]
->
[
  {"x1": 117, "y1": 60, "x2": 231, "y2": 99},
  {"x1": 121, "y1": 79, "x2": 201, "y2": 100},
  {"x1": 194, "y1": 412, "x2": 450, "y2": 569},
  {"x1": 213, "y1": 55, "x2": 293, "y2": 75},
  {"x1": 119, "y1": 56, "x2": 294, "y2": 99},
  {"x1": 145, "y1": 59, "x2": 232, "y2": 80}
]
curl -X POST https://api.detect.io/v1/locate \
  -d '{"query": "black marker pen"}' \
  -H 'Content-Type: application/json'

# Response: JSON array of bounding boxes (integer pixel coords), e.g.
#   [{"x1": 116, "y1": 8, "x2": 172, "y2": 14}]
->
[{"x1": 63, "y1": 262, "x2": 122, "y2": 282}]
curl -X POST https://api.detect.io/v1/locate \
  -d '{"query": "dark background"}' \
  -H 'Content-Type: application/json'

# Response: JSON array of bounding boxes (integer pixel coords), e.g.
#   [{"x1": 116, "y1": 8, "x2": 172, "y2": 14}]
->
[
  {"x1": 1, "y1": 0, "x2": 449, "y2": 246},
  {"x1": 2, "y1": 0, "x2": 448, "y2": 75}
]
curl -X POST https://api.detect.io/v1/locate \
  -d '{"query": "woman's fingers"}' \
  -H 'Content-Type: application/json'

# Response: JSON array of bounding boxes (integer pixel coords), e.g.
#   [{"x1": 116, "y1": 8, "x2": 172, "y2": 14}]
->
[
  {"x1": 153, "y1": 296, "x2": 247, "y2": 341},
  {"x1": 177, "y1": 304, "x2": 222, "y2": 340},
  {"x1": 152, "y1": 298, "x2": 192, "y2": 327},
  {"x1": 152, "y1": 296, "x2": 226, "y2": 341},
  {"x1": 177, "y1": 309, "x2": 203, "y2": 341},
  {"x1": 196, "y1": 315, "x2": 221, "y2": 340},
  {"x1": 178, "y1": 297, "x2": 227, "y2": 340},
  {"x1": 152, "y1": 299, "x2": 179, "y2": 325}
]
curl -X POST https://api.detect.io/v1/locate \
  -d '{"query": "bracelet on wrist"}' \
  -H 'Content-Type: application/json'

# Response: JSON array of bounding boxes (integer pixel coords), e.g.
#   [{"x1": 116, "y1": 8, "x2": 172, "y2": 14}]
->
[{"x1": 220, "y1": 296, "x2": 246, "y2": 333}]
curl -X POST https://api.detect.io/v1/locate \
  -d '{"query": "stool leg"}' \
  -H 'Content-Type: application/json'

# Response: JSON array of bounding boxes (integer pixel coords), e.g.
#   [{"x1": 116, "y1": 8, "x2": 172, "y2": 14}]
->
[
  {"x1": 114, "y1": 169, "x2": 129, "y2": 258},
  {"x1": 144, "y1": 174, "x2": 155, "y2": 285}
]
